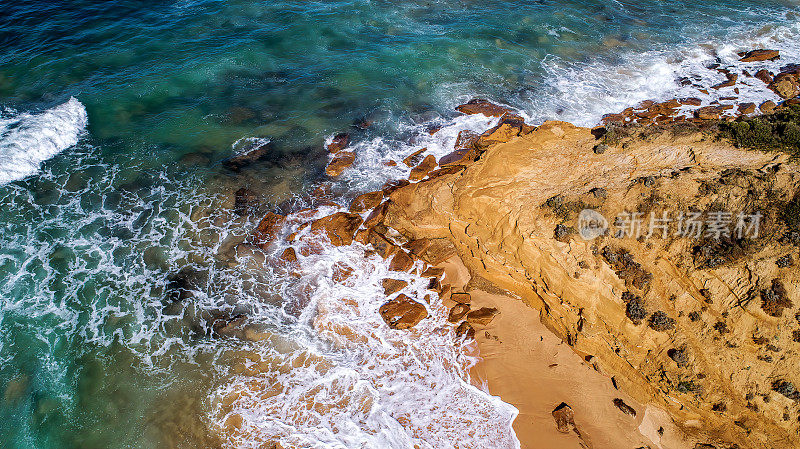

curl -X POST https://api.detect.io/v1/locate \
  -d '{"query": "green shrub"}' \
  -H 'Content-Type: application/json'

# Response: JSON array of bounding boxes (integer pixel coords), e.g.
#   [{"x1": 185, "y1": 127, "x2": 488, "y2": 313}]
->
[
  {"x1": 720, "y1": 105, "x2": 800, "y2": 158},
  {"x1": 785, "y1": 194, "x2": 800, "y2": 232}
]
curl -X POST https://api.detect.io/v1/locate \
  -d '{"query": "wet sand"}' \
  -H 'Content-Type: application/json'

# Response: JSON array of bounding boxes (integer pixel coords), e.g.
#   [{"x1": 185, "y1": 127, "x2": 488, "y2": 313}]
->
[{"x1": 439, "y1": 256, "x2": 693, "y2": 449}]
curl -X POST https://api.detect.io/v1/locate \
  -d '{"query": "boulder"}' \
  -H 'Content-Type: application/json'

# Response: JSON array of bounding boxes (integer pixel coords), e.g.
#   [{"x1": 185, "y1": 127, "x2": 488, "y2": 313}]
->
[
  {"x1": 402, "y1": 148, "x2": 427, "y2": 167},
  {"x1": 364, "y1": 201, "x2": 390, "y2": 228},
  {"x1": 381, "y1": 179, "x2": 410, "y2": 196},
  {"x1": 325, "y1": 151, "x2": 356, "y2": 177},
  {"x1": 680, "y1": 97, "x2": 702, "y2": 106},
  {"x1": 233, "y1": 188, "x2": 258, "y2": 216},
  {"x1": 349, "y1": 191, "x2": 384, "y2": 214},
  {"x1": 448, "y1": 303, "x2": 470, "y2": 323},
  {"x1": 551, "y1": 402, "x2": 576, "y2": 433},
  {"x1": 251, "y1": 212, "x2": 285, "y2": 248},
  {"x1": 740, "y1": 49, "x2": 780, "y2": 62},
  {"x1": 382, "y1": 279, "x2": 408, "y2": 296},
  {"x1": 279, "y1": 247, "x2": 297, "y2": 263},
  {"x1": 769, "y1": 72, "x2": 800, "y2": 99},
  {"x1": 409, "y1": 154, "x2": 438, "y2": 181},
  {"x1": 694, "y1": 106, "x2": 722, "y2": 120},
  {"x1": 327, "y1": 133, "x2": 350, "y2": 153},
  {"x1": 222, "y1": 140, "x2": 271, "y2": 171},
  {"x1": 760, "y1": 100, "x2": 777, "y2": 114},
  {"x1": 379, "y1": 294, "x2": 428, "y2": 329},
  {"x1": 426, "y1": 165, "x2": 465, "y2": 180},
  {"x1": 612, "y1": 398, "x2": 637, "y2": 417},
  {"x1": 455, "y1": 321, "x2": 475, "y2": 340},
  {"x1": 450, "y1": 292, "x2": 471, "y2": 304},
  {"x1": 466, "y1": 307, "x2": 499, "y2": 326},
  {"x1": 755, "y1": 69, "x2": 774, "y2": 85},
  {"x1": 455, "y1": 98, "x2": 520, "y2": 118},
  {"x1": 737, "y1": 103, "x2": 756, "y2": 115},
  {"x1": 475, "y1": 116, "x2": 534, "y2": 149},
  {"x1": 389, "y1": 250, "x2": 415, "y2": 272},
  {"x1": 365, "y1": 230, "x2": 398, "y2": 259},
  {"x1": 711, "y1": 72, "x2": 737, "y2": 89},
  {"x1": 310, "y1": 212, "x2": 363, "y2": 246}
]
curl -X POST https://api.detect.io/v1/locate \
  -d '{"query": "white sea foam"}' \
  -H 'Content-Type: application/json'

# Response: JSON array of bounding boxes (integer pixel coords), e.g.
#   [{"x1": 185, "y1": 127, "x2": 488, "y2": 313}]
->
[
  {"x1": 0, "y1": 97, "x2": 88, "y2": 185},
  {"x1": 534, "y1": 17, "x2": 800, "y2": 127}
]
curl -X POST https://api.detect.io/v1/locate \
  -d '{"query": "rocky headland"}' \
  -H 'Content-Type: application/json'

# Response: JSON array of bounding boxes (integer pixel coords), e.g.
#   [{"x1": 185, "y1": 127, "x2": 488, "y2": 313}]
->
[{"x1": 214, "y1": 49, "x2": 800, "y2": 449}]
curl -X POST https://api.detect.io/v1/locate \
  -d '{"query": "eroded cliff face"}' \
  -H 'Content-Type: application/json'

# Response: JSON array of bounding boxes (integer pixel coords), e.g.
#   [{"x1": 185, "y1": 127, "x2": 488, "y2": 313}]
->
[{"x1": 380, "y1": 121, "x2": 800, "y2": 448}]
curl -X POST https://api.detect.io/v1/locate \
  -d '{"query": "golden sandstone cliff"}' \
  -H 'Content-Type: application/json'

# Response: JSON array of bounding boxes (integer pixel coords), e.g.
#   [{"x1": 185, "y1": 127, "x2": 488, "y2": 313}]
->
[{"x1": 375, "y1": 117, "x2": 800, "y2": 448}]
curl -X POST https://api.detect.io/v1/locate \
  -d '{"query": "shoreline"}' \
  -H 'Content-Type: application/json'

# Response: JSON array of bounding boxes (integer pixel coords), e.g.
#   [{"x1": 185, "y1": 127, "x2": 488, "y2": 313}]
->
[{"x1": 213, "y1": 47, "x2": 800, "y2": 448}]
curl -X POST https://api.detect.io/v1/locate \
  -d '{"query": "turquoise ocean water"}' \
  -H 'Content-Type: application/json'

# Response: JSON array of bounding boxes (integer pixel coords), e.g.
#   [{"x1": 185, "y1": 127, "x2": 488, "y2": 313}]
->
[{"x1": 1, "y1": 1, "x2": 800, "y2": 448}]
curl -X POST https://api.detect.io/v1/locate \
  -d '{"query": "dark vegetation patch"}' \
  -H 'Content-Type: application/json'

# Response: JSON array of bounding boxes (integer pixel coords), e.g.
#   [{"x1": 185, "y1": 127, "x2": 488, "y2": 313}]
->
[{"x1": 719, "y1": 105, "x2": 800, "y2": 158}]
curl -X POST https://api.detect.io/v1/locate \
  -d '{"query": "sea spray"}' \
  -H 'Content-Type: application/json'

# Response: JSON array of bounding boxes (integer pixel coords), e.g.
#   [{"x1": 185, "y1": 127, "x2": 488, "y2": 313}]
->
[{"x1": 0, "y1": 98, "x2": 88, "y2": 185}]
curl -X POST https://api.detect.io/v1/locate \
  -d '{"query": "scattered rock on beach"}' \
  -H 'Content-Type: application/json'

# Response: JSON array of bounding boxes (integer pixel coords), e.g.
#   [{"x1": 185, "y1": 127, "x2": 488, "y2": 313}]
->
[
  {"x1": 448, "y1": 303, "x2": 470, "y2": 323},
  {"x1": 551, "y1": 402, "x2": 576, "y2": 433},
  {"x1": 466, "y1": 307, "x2": 499, "y2": 326},
  {"x1": 612, "y1": 398, "x2": 637, "y2": 417}
]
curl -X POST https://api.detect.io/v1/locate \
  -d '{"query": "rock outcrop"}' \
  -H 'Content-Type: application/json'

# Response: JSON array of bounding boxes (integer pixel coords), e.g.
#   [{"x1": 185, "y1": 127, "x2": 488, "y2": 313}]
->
[{"x1": 373, "y1": 119, "x2": 800, "y2": 449}]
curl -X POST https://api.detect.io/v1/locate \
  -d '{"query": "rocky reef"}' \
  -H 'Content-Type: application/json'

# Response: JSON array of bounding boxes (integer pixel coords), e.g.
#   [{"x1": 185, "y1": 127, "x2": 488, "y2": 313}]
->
[{"x1": 218, "y1": 49, "x2": 800, "y2": 448}]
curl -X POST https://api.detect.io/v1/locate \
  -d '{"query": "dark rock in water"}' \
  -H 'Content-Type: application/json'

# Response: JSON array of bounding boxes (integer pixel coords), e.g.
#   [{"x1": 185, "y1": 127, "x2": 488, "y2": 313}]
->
[
  {"x1": 403, "y1": 148, "x2": 427, "y2": 168},
  {"x1": 280, "y1": 247, "x2": 297, "y2": 263},
  {"x1": 739, "y1": 49, "x2": 780, "y2": 62},
  {"x1": 680, "y1": 97, "x2": 702, "y2": 106},
  {"x1": 327, "y1": 133, "x2": 350, "y2": 153},
  {"x1": 234, "y1": 188, "x2": 258, "y2": 216},
  {"x1": 382, "y1": 278, "x2": 408, "y2": 296},
  {"x1": 165, "y1": 266, "x2": 209, "y2": 303},
  {"x1": 381, "y1": 179, "x2": 410, "y2": 196},
  {"x1": 364, "y1": 201, "x2": 390, "y2": 228},
  {"x1": 388, "y1": 250, "x2": 415, "y2": 272},
  {"x1": 379, "y1": 294, "x2": 428, "y2": 329},
  {"x1": 551, "y1": 402, "x2": 575, "y2": 433},
  {"x1": 222, "y1": 140, "x2": 271, "y2": 171},
  {"x1": 737, "y1": 103, "x2": 756, "y2": 115},
  {"x1": 409, "y1": 154, "x2": 437, "y2": 181},
  {"x1": 251, "y1": 212, "x2": 285, "y2": 248},
  {"x1": 769, "y1": 72, "x2": 800, "y2": 99},
  {"x1": 760, "y1": 100, "x2": 777, "y2": 114},
  {"x1": 612, "y1": 398, "x2": 637, "y2": 417},
  {"x1": 455, "y1": 321, "x2": 475, "y2": 340},
  {"x1": 211, "y1": 313, "x2": 247, "y2": 338},
  {"x1": 180, "y1": 151, "x2": 211, "y2": 166}
]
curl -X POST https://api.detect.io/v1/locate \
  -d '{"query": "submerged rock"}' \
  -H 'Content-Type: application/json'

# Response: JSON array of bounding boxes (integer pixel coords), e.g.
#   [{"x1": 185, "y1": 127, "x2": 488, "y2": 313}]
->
[
  {"x1": 222, "y1": 140, "x2": 271, "y2": 171},
  {"x1": 455, "y1": 98, "x2": 519, "y2": 118}
]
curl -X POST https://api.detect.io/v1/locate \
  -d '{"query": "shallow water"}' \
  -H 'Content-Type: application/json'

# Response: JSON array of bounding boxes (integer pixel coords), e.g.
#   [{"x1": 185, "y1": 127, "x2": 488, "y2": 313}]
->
[{"x1": 1, "y1": 1, "x2": 799, "y2": 448}]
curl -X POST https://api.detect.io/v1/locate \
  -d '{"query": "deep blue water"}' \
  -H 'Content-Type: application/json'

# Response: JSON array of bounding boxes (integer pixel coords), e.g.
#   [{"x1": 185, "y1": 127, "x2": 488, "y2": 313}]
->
[{"x1": 1, "y1": 1, "x2": 799, "y2": 448}]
